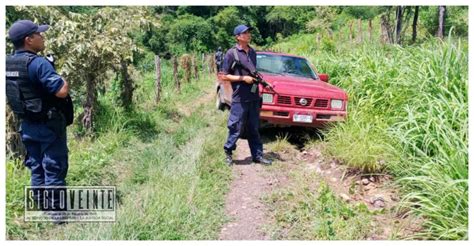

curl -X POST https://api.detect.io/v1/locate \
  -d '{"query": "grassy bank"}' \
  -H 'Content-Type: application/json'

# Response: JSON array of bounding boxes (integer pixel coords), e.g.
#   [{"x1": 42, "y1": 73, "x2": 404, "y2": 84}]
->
[{"x1": 273, "y1": 33, "x2": 468, "y2": 239}]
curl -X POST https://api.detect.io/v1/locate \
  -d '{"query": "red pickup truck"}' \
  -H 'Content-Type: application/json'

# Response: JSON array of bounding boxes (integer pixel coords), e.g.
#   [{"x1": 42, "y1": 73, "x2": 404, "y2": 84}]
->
[{"x1": 216, "y1": 51, "x2": 348, "y2": 128}]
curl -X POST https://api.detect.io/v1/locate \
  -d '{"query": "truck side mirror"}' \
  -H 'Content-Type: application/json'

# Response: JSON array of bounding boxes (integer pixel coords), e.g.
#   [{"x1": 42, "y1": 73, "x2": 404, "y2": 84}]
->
[{"x1": 318, "y1": 73, "x2": 329, "y2": 82}]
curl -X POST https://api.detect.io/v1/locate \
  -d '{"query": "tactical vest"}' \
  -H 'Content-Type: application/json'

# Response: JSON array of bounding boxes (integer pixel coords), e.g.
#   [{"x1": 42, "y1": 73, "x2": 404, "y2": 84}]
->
[{"x1": 6, "y1": 52, "x2": 53, "y2": 122}]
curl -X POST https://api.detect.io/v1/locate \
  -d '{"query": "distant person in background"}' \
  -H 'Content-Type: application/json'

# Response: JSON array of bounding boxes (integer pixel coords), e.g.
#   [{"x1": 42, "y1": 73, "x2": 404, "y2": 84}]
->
[{"x1": 215, "y1": 47, "x2": 224, "y2": 72}]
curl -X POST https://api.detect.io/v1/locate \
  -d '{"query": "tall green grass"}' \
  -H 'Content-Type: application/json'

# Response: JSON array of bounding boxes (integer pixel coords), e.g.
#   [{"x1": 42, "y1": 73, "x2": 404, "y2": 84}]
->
[{"x1": 273, "y1": 33, "x2": 468, "y2": 239}]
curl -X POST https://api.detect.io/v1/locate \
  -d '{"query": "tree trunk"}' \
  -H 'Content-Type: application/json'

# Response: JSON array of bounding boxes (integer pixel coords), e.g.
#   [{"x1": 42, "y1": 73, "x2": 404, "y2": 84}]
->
[
  {"x1": 380, "y1": 15, "x2": 393, "y2": 44},
  {"x1": 400, "y1": 6, "x2": 413, "y2": 40},
  {"x1": 154, "y1": 55, "x2": 161, "y2": 104},
  {"x1": 412, "y1": 6, "x2": 419, "y2": 43},
  {"x1": 395, "y1": 6, "x2": 404, "y2": 44},
  {"x1": 6, "y1": 107, "x2": 25, "y2": 159},
  {"x1": 173, "y1": 56, "x2": 180, "y2": 92},
  {"x1": 437, "y1": 6, "x2": 447, "y2": 38},
  {"x1": 119, "y1": 59, "x2": 134, "y2": 109},
  {"x1": 82, "y1": 75, "x2": 97, "y2": 134}
]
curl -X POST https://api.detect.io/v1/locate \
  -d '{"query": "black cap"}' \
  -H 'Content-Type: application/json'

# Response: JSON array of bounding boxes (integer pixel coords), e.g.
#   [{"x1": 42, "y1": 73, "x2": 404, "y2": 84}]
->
[{"x1": 8, "y1": 20, "x2": 49, "y2": 42}]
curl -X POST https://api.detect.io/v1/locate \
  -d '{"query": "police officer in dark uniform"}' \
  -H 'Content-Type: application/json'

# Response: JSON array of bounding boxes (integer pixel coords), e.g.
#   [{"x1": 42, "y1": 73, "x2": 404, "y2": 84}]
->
[
  {"x1": 6, "y1": 20, "x2": 71, "y2": 219},
  {"x1": 218, "y1": 24, "x2": 272, "y2": 166},
  {"x1": 215, "y1": 47, "x2": 224, "y2": 72}
]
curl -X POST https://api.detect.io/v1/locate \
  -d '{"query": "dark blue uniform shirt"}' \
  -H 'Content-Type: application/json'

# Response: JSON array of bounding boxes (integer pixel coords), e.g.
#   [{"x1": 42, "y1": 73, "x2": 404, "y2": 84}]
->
[
  {"x1": 222, "y1": 44, "x2": 260, "y2": 102},
  {"x1": 14, "y1": 50, "x2": 64, "y2": 95}
]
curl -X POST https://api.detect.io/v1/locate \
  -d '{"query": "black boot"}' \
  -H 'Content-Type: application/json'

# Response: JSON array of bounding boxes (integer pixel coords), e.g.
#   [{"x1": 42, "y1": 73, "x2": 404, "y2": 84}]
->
[
  {"x1": 253, "y1": 156, "x2": 272, "y2": 165},
  {"x1": 225, "y1": 150, "x2": 233, "y2": 166}
]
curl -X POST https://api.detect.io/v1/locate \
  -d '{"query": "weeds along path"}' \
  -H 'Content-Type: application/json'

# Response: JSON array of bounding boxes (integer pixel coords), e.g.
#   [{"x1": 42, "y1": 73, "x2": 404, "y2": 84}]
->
[{"x1": 219, "y1": 126, "x2": 422, "y2": 240}]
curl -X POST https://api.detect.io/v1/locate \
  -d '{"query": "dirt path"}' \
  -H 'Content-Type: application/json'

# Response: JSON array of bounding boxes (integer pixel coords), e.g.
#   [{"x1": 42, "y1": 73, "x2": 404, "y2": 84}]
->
[
  {"x1": 178, "y1": 78, "x2": 216, "y2": 117},
  {"x1": 217, "y1": 126, "x2": 421, "y2": 240},
  {"x1": 218, "y1": 140, "x2": 272, "y2": 240}
]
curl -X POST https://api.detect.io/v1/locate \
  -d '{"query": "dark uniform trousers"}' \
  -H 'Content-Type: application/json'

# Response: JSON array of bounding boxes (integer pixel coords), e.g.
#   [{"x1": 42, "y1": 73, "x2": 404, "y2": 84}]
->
[
  {"x1": 224, "y1": 100, "x2": 263, "y2": 159},
  {"x1": 20, "y1": 121, "x2": 68, "y2": 211}
]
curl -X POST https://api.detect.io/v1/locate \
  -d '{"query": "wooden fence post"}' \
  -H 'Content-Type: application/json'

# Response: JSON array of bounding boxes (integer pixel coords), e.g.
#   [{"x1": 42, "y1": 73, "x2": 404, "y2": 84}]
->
[
  {"x1": 368, "y1": 19, "x2": 373, "y2": 41},
  {"x1": 180, "y1": 54, "x2": 191, "y2": 84},
  {"x1": 205, "y1": 54, "x2": 210, "y2": 74},
  {"x1": 209, "y1": 54, "x2": 216, "y2": 74},
  {"x1": 192, "y1": 55, "x2": 199, "y2": 80},
  {"x1": 173, "y1": 56, "x2": 180, "y2": 92},
  {"x1": 154, "y1": 55, "x2": 161, "y2": 104},
  {"x1": 201, "y1": 53, "x2": 205, "y2": 72}
]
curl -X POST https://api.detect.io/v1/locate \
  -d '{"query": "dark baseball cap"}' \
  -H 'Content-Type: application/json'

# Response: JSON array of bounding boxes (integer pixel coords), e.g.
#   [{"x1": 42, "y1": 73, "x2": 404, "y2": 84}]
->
[
  {"x1": 8, "y1": 20, "x2": 49, "y2": 42},
  {"x1": 233, "y1": 24, "x2": 253, "y2": 36}
]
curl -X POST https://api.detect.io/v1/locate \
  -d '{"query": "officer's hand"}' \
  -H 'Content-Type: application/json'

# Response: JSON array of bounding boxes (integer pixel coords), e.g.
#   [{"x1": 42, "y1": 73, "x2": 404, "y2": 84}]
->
[
  {"x1": 243, "y1": 76, "x2": 255, "y2": 84},
  {"x1": 217, "y1": 73, "x2": 227, "y2": 81}
]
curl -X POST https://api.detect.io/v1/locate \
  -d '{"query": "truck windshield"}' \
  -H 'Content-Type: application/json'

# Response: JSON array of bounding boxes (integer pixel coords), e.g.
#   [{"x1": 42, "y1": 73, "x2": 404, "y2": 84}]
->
[{"x1": 256, "y1": 54, "x2": 318, "y2": 80}]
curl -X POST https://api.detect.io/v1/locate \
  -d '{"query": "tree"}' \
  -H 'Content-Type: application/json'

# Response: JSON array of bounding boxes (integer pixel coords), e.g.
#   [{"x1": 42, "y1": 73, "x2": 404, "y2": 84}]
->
[
  {"x1": 210, "y1": 6, "x2": 264, "y2": 49},
  {"x1": 265, "y1": 6, "x2": 315, "y2": 38},
  {"x1": 437, "y1": 6, "x2": 447, "y2": 38},
  {"x1": 380, "y1": 6, "x2": 411, "y2": 45},
  {"x1": 211, "y1": 7, "x2": 243, "y2": 49},
  {"x1": 342, "y1": 6, "x2": 381, "y2": 20},
  {"x1": 166, "y1": 14, "x2": 214, "y2": 55},
  {"x1": 380, "y1": 7, "x2": 395, "y2": 44},
  {"x1": 412, "y1": 6, "x2": 419, "y2": 43},
  {"x1": 395, "y1": 6, "x2": 404, "y2": 44},
  {"x1": 305, "y1": 6, "x2": 338, "y2": 34}
]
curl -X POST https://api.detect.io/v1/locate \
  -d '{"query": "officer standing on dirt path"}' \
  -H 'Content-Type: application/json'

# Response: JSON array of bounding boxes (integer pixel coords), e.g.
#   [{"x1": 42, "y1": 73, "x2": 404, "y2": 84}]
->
[
  {"x1": 6, "y1": 20, "x2": 72, "y2": 222},
  {"x1": 218, "y1": 24, "x2": 272, "y2": 166}
]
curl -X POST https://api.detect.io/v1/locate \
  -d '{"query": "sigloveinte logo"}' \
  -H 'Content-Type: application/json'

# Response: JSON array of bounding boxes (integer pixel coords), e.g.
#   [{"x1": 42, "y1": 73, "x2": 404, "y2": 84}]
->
[{"x1": 24, "y1": 186, "x2": 116, "y2": 222}]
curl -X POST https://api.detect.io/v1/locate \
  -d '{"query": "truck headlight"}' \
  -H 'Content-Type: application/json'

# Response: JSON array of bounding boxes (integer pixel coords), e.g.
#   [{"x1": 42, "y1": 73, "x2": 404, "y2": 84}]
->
[
  {"x1": 262, "y1": 93, "x2": 273, "y2": 104},
  {"x1": 331, "y1": 99, "x2": 343, "y2": 109}
]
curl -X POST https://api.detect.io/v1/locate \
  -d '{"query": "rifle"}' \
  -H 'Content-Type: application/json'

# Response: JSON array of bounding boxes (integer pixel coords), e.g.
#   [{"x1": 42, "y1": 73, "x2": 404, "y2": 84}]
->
[
  {"x1": 248, "y1": 70, "x2": 277, "y2": 94},
  {"x1": 230, "y1": 47, "x2": 277, "y2": 94},
  {"x1": 45, "y1": 53, "x2": 74, "y2": 126}
]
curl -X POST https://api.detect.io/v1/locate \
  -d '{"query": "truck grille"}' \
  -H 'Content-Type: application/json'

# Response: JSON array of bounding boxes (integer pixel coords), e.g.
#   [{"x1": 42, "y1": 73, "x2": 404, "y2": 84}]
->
[
  {"x1": 315, "y1": 99, "x2": 329, "y2": 108},
  {"x1": 277, "y1": 95, "x2": 291, "y2": 105},
  {"x1": 295, "y1": 97, "x2": 313, "y2": 107},
  {"x1": 276, "y1": 95, "x2": 330, "y2": 109}
]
